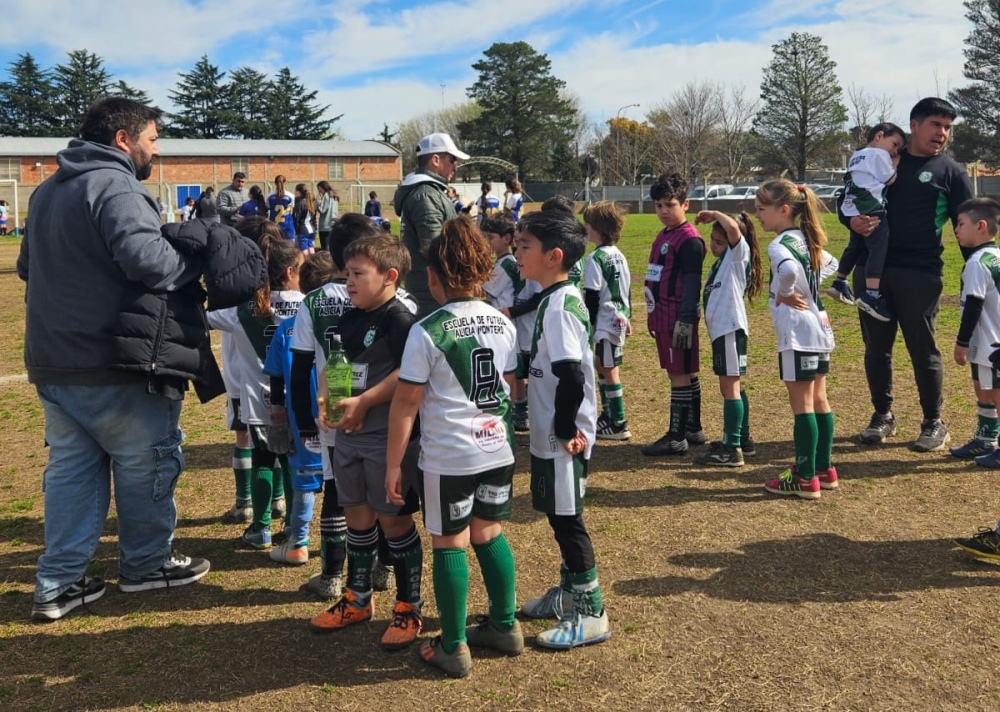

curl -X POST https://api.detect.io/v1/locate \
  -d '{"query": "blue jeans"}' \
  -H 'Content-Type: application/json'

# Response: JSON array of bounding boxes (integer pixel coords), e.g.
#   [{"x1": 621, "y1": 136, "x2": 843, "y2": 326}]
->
[{"x1": 34, "y1": 382, "x2": 184, "y2": 603}]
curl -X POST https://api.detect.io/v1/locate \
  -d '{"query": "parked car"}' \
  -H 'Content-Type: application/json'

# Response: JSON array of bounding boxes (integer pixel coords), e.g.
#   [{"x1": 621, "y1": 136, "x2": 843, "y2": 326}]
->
[
  {"x1": 688, "y1": 184, "x2": 734, "y2": 201},
  {"x1": 813, "y1": 185, "x2": 844, "y2": 200},
  {"x1": 718, "y1": 186, "x2": 759, "y2": 200}
]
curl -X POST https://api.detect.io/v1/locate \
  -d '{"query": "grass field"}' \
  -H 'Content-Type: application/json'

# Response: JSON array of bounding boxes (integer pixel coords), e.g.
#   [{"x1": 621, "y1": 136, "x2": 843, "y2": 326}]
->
[{"x1": 1, "y1": 212, "x2": 999, "y2": 712}]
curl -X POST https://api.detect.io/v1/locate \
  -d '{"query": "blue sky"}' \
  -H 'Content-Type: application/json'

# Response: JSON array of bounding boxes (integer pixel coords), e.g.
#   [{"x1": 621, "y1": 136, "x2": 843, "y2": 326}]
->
[{"x1": 0, "y1": 0, "x2": 969, "y2": 140}]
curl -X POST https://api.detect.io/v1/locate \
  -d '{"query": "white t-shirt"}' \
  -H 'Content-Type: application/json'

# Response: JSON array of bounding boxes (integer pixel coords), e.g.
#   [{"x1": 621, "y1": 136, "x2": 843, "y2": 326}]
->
[
  {"x1": 961, "y1": 245, "x2": 1000, "y2": 367},
  {"x1": 767, "y1": 231, "x2": 835, "y2": 354},
  {"x1": 583, "y1": 244, "x2": 632, "y2": 344},
  {"x1": 841, "y1": 146, "x2": 895, "y2": 216},
  {"x1": 399, "y1": 299, "x2": 517, "y2": 476},
  {"x1": 484, "y1": 253, "x2": 518, "y2": 310},
  {"x1": 703, "y1": 237, "x2": 750, "y2": 341},
  {"x1": 527, "y1": 282, "x2": 597, "y2": 459},
  {"x1": 208, "y1": 290, "x2": 304, "y2": 425}
]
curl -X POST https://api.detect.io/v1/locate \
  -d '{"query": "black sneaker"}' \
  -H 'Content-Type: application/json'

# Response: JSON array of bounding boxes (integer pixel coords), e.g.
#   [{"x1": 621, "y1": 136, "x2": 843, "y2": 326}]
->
[
  {"x1": 825, "y1": 278, "x2": 855, "y2": 305},
  {"x1": 911, "y1": 419, "x2": 950, "y2": 453},
  {"x1": 684, "y1": 429, "x2": 707, "y2": 445},
  {"x1": 31, "y1": 576, "x2": 106, "y2": 622},
  {"x1": 118, "y1": 551, "x2": 211, "y2": 593},
  {"x1": 859, "y1": 412, "x2": 896, "y2": 445},
  {"x1": 710, "y1": 438, "x2": 756, "y2": 457},
  {"x1": 955, "y1": 528, "x2": 1000, "y2": 561},
  {"x1": 596, "y1": 415, "x2": 632, "y2": 441},
  {"x1": 695, "y1": 442, "x2": 744, "y2": 467},
  {"x1": 857, "y1": 292, "x2": 891, "y2": 322},
  {"x1": 640, "y1": 431, "x2": 688, "y2": 456}
]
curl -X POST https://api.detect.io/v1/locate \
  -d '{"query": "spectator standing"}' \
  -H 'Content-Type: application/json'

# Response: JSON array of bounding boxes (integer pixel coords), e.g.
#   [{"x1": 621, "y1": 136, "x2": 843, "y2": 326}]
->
[
  {"x1": 180, "y1": 196, "x2": 196, "y2": 222},
  {"x1": 364, "y1": 191, "x2": 382, "y2": 220},
  {"x1": 218, "y1": 172, "x2": 248, "y2": 227},
  {"x1": 197, "y1": 187, "x2": 220, "y2": 223},
  {"x1": 316, "y1": 180, "x2": 339, "y2": 251}
]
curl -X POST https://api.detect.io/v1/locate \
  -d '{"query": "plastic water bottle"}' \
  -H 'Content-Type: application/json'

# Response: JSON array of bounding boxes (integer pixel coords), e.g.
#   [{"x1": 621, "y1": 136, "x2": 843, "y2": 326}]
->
[{"x1": 325, "y1": 335, "x2": 351, "y2": 422}]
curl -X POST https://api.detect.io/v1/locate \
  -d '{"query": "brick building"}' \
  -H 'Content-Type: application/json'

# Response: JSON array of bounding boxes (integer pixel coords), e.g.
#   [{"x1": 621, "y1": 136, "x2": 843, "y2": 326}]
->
[{"x1": 0, "y1": 137, "x2": 402, "y2": 225}]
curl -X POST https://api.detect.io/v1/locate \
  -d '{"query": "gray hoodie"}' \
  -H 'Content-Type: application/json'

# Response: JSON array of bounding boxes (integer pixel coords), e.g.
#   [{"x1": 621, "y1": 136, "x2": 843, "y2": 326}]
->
[{"x1": 17, "y1": 139, "x2": 199, "y2": 384}]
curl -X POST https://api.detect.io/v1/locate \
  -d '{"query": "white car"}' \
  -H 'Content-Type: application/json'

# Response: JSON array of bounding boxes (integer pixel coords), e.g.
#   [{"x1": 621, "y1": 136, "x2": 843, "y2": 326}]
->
[
  {"x1": 688, "y1": 184, "x2": 734, "y2": 200},
  {"x1": 717, "y1": 186, "x2": 758, "y2": 200}
]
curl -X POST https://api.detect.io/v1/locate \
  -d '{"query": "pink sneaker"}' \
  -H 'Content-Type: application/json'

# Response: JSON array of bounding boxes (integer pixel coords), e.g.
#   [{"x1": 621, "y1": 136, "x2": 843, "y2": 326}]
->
[
  {"x1": 764, "y1": 470, "x2": 821, "y2": 500},
  {"x1": 817, "y1": 466, "x2": 839, "y2": 490}
]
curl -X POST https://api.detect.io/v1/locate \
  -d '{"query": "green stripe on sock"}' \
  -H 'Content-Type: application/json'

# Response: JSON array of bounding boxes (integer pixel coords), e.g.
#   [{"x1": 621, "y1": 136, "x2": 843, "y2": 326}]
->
[{"x1": 569, "y1": 566, "x2": 603, "y2": 617}]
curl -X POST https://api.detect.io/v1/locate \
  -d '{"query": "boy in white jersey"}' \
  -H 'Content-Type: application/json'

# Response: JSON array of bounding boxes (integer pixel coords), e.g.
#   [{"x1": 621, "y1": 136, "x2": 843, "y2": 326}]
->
[
  {"x1": 481, "y1": 214, "x2": 519, "y2": 310},
  {"x1": 693, "y1": 210, "x2": 763, "y2": 467},
  {"x1": 387, "y1": 216, "x2": 521, "y2": 678},
  {"x1": 827, "y1": 122, "x2": 906, "y2": 321},
  {"x1": 950, "y1": 199, "x2": 1000, "y2": 467},
  {"x1": 515, "y1": 208, "x2": 610, "y2": 649},
  {"x1": 582, "y1": 201, "x2": 633, "y2": 440}
]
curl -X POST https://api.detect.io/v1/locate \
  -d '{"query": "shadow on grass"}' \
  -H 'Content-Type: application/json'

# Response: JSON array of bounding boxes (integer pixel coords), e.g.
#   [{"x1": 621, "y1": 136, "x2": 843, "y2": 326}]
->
[
  {"x1": 0, "y1": 615, "x2": 445, "y2": 708},
  {"x1": 614, "y1": 534, "x2": 1000, "y2": 604}
]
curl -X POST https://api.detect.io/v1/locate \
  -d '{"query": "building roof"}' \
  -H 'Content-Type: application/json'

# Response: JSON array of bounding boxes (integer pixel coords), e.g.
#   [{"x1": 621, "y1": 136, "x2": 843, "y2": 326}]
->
[{"x1": 0, "y1": 137, "x2": 400, "y2": 158}]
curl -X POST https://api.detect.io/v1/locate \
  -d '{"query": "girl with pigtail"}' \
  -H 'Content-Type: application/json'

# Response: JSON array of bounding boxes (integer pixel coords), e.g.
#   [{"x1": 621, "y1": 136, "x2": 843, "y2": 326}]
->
[
  {"x1": 268, "y1": 174, "x2": 296, "y2": 241},
  {"x1": 386, "y1": 215, "x2": 521, "y2": 678},
  {"x1": 208, "y1": 231, "x2": 306, "y2": 547},
  {"x1": 692, "y1": 210, "x2": 763, "y2": 467},
  {"x1": 755, "y1": 181, "x2": 838, "y2": 499}
]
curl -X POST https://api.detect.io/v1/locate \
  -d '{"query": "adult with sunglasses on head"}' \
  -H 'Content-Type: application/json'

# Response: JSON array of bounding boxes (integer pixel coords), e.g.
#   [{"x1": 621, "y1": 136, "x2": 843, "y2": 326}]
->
[{"x1": 393, "y1": 132, "x2": 469, "y2": 317}]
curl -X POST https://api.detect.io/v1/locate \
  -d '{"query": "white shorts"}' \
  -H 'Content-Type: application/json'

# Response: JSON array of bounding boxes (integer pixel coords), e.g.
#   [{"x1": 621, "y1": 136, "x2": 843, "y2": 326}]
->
[{"x1": 973, "y1": 362, "x2": 1000, "y2": 391}]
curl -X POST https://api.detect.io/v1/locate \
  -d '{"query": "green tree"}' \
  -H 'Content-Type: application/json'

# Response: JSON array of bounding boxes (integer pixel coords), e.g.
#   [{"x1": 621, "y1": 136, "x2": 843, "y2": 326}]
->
[
  {"x1": 0, "y1": 53, "x2": 58, "y2": 136},
  {"x1": 265, "y1": 67, "x2": 335, "y2": 140},
  {"x1": 458, "y1": 42, "x2": 579, "y2": 180},
  {"x1": 753, "y1": 32, "x2": 848, "y2": 180},
  {"x1": 110, "y1": 79, "x2": 152, "y2": 106},
  {"x1": 949, "y1": 0, "x2": 1000, "y2": 166},
  {"x1": 51, "y1": 50, "x2": 112, "y2": 133},
  {"x1": 168, "y1": 55, "x2": 231, "y2": 138},
  {"x1": 226, "y1": 66, "x2": 271, "y2": 139}
]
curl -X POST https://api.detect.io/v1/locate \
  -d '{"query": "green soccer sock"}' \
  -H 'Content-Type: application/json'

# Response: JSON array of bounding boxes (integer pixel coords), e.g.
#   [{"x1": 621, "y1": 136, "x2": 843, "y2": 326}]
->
[
  {"x1": 249, "y1": 466, "x2": 273, "y2": 528},
  {"x1": 688, "y1": 377, "x2": 702, "y2": 432},
  {"x1": 232, "y1": 447, "x2": 252, "y2": 505},
  {"x1": 741, "y1": 388, "x2": 752, "y2": 442},
  {"x1": 976, "y1": 402, "x2": 999, "y2": 442},
  {"x1": 433, "y1": 548, "x2": 469, "y2": 655},
  {"x1": 345, "y1": 525, "x2": 379, "y2": 599},
  {"x1": 569, "y1": 567, "x2": 604, "y2": 617},
  {"x1": 322, "y1": 533, "x2": 347, "y2": 578},
  {"x1": 723, "y1": 398, "x2": 745, "y2": 448},
  {"x1": 669, "y1": 385, "x2": 692, "y2": 435},
  {"x1": 793, "y1": 413, "x2": 819, "y2": 479},
  {"x1": 272, "y1": 455, "x2": 288, "y2": 501},
  {"x1": 597, "y1": 374, "x2": 610, "y2": 418},
  {"x1": 387, "y1": 524, "x2": 423, "y2": 604},
  {"x1": 472, "y1": 533, "x2": 517, "y2": 632},
  {"x1": 815, "y1": 411, "x2": 835, "y2": 472},
  {"x1": 607, "y1": 381, "x2": 626, "y2": 424}
]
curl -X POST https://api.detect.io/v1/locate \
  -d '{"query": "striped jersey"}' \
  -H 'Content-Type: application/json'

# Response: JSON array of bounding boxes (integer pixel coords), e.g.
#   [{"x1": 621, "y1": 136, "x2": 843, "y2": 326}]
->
[
  {"x1": 767, "y1": 230, "x2": 834, "y2": 353},
  {"x1": 528, "y1": 282, "x2": 597, "y2": 459},
  {"x1": 961, "y1": 244, "x2": 1000, "y2": 366},
  {"x1": 583, "y1": 244, "x2": 632, "y2": 344},
  {"x1": 399, "y1": 298, "x2": 517, "y2": 476}
]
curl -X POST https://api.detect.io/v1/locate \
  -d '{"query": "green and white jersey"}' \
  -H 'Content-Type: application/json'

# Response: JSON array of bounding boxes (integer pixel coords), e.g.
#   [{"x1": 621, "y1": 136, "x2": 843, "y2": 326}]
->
[
  {"x1": 207, "y1": 290, "x2": 304, "y2": 425},
  {"x1": 399, "y1": 298, "x2": 517, "y2": 476},
  {"x1": 568, "y1": 257, "x2": 585, "y2": 293},
  {"x1": 527, "y1": 282, "x2": 597, "y2": 459},
  {"x1": 767, "y1": 230, "x2": 834, "y2": 354},
  {"x1": 583, "y1": 244, "x2": 632, "y2": 344},
  {"x1": 290, "y1": 280, "x2": 352, "y2": 446},
  {"x1": 484, "y1": 253, "x2": 520, "y2": 310},
  {"x1": 961, "y1": 244, "x2": 1000, "y2": 366},
  {"x1": 514, "y1": 278, "x2": 541, "y2": 353},
  {"x1": 703, "y1": 236, "x2": 750, "y2": 341},
  {"x1": 842, "y1": 147, "x2": 895, "y2": 216}
]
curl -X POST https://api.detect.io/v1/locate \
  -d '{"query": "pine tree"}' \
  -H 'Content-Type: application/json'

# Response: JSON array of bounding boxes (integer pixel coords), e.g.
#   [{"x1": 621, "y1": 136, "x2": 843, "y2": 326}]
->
[
  {"x1": 265, "y1": 68, "x2": 334, "y2": 139},
  {"x1": 110, "y1": 80, "x2": 152, "y2": 106},
  {"x1": 458, "y1": 42, "x2": 579, "y2": 180},
  {"x1": 51, "y1": 50, "x2": 112, "y2": 134},
  {"x1": 753, "y1": 32, "x2": 848, "y2": 180},
  {"x1": 0, "y1": 53, "x2": 58, "y2": 136},
  {"x1": 225, "y1": 67, "x2": 271, "y2": 139},
  {"x1": 949, "y1": 0, "x2": 1000, "y2": 165},
  {"x1": 168, "y1": 55, "x2": 231, "y2": 138}
]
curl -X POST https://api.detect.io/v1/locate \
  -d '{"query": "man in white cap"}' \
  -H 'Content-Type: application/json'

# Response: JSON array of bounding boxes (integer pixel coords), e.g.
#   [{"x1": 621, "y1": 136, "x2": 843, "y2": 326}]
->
[{"x1": 393, "y1": 132, "x2": 469, "y2": 316}]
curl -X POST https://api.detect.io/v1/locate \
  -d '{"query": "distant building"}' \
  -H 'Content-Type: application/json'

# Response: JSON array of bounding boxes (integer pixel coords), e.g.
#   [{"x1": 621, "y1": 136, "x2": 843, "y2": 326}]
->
[{"x1": 0, "y1": 137, "x2": 402, "y2": 222}]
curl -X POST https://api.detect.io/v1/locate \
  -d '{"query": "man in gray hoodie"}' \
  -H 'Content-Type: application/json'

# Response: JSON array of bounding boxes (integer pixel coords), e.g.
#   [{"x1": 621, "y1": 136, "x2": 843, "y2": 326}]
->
[
  {"x1": 393, "y1": 132, "x2": 468, "y2": 316},
  {"x1": 17, "y1": 97, "x2": 212, "y2": 621}
]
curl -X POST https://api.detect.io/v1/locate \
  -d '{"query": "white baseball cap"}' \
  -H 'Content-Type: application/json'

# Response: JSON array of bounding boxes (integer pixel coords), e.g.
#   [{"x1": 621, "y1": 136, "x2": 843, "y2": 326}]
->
[{"x1": 415, "y1": 132, "x2": 470, "y2": 161}]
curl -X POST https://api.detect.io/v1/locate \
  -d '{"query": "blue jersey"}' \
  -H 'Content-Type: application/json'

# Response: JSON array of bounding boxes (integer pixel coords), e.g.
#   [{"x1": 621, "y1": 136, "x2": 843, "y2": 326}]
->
[
  {"x1": 263, "y1": 317, "x2": 323, "y2": 485},
  {"x1": 268, "y1": 191, "x2": 296, "y2": 240}
]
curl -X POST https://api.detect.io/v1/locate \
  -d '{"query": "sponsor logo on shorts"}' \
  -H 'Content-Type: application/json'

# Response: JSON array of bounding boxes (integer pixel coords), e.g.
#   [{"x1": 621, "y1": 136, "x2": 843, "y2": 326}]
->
[
  {"x1": 579, "y1": 476, "x2": 587, "y2": 499},
  {"x1": 739, "y1": 355, "x2": 748, "y2": 368},
  {"x1": 799, "y1": 355, "x2": 819, "y2": 371},
  {"x1": 529, "y1": 366, "x2": 544, "y2": 378},
  {"x1": 476, "y1": 483, "x2": 511, "y2": 505},
  {"x1": 449, "y1": 497, "x2": 473, "y2": 521},
  {"x1": 471, "y1": 413, "x2": 507, "y2": 453}
]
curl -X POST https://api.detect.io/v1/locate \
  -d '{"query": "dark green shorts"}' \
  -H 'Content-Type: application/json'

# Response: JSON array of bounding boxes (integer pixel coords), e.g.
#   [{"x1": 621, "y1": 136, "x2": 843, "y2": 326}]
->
[
  {"x1": 421, "y1": 464, "x2": 515, "y2": 535},
  {"x1": 530, "y1": 453, "x2": 589, "y2": 516}
]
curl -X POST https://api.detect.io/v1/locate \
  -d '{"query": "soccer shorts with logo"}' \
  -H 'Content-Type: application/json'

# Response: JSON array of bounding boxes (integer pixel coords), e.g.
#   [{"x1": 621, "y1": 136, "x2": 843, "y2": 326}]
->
[
  {"x1": 595, "y1": 338, "x2": 624, "y2": 369},
  {"x1": 712, "y1": 330, "x2": 748, "y2": 377},
  {"x1": 530, "y1": 452, "x2": 589, "y2": 517},
  {"x1": 334, "y1": 436, "x2": 420, "y2": 515},
  {"x1": 778, "y1": 350, "x2": 830, "y2": 383},
  {"x1": 972, "y1": 362, "x2": 1000, "y2": 390},
  {"x1": 422, "y1": 464, "x2": 515, "y2": 536},
  {"x1": 227, "y1": 397, "x2": 248, "y2": 432}
]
